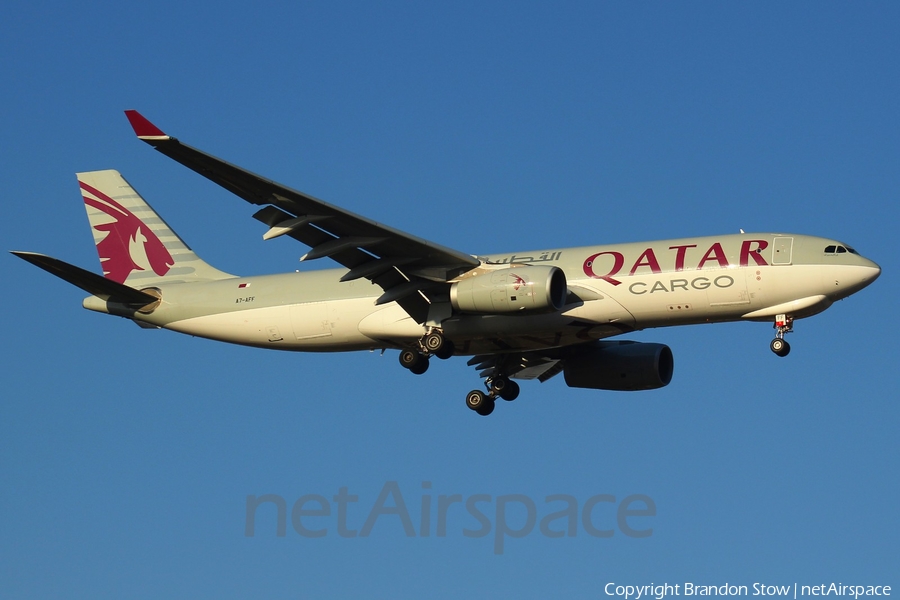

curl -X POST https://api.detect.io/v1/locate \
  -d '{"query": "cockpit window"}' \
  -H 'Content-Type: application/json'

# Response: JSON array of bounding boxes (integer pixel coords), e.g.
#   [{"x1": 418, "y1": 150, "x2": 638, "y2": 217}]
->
[{"x1": 824, "y1": 245, "x2": 856, "y2": 255}]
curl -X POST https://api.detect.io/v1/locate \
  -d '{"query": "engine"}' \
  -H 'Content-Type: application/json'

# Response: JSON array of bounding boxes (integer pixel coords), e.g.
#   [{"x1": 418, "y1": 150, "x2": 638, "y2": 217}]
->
[
  {"x1": 563, "y1": 341, "x2": 674, "y2": 391},
  {"x1": 450, "y1": 266, "x2": 567, "y2": 314}
]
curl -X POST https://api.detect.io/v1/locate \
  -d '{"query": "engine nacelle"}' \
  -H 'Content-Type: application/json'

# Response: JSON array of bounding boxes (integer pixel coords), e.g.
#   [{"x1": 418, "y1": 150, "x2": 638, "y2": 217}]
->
[
  {"x1": 450, "y1": 266, "x2": 567, "y2": 314},
  {"x1": 563, "y1": 341, "x2": 674, "y2": 391}
]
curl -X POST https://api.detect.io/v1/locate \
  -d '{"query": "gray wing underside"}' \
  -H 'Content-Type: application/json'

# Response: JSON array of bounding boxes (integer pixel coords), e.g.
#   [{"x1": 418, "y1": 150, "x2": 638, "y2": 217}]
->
[
  {"x1": 467, "y1": 335, "x2": 641, "y2": 383},
  {"x1": 467, "y1": 351, "x2": 565, "y2": 382},
  {"x1": 126, "y1": 111, "x2": 479, "y2": 323}
]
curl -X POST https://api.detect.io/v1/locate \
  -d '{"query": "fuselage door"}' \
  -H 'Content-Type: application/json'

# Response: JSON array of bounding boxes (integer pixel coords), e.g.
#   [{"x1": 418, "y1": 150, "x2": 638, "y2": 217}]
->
[
  {"x1": 290, "y1": 302, "x2": 333, "y2": 340},
  {"x1": 772, "y1": 237, "x2": 794, "y2": 265}
]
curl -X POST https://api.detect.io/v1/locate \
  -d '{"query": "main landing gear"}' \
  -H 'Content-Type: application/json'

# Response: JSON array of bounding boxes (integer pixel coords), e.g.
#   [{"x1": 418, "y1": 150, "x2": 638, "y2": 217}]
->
[
  {"x1": 770, "y1": 314, "x2": 792, "y2": 357},
  {"x1": 465, "y1": 375, "x2": 520, "y2": 417},
  {"x1": 398, "y1": 330, "x2": 455, "y2": 375}
]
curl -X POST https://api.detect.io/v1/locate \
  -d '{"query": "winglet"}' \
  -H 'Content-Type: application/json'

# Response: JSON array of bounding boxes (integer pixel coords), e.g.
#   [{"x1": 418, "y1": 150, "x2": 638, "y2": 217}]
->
[{"x1": 124, "y1": 110, "x2": 170, "y2": 140}]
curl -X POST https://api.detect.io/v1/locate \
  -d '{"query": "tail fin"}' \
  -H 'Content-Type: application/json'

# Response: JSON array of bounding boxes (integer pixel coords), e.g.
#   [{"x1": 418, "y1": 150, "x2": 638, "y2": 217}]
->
[{"x1": 78, "y1": 170, "x2": 234, "y2": 285}]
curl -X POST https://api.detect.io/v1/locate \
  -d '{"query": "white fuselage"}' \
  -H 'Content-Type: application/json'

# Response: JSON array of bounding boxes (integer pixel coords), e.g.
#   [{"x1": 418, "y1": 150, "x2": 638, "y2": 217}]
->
[{"x1": 90, "y1": 233, "x2": 879, "y2": 356}]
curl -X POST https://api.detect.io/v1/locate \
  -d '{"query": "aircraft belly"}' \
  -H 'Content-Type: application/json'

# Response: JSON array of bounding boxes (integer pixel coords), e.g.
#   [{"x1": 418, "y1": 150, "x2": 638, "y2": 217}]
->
[
  {"x1": 290, "y1": 303, "x2": 333, "y2": 340},
  {"x1": 357, "y1": 304, "x2": 426, "y2": 344},
  {"x1": 455, "y1": 334, "x2": 586, "y2": 356},
  {"x1": 442, "y1": 294, "x2": 636, "y2": 354},
  {"x1": 165, "y1": 298, "x2": 384, "y2": 350},
  {"x1": 166, "y1": 305, "x2": 293, "y2": 346},
  {"x1": 737, "y1": 264, "x2": 869, "y2": 320}
]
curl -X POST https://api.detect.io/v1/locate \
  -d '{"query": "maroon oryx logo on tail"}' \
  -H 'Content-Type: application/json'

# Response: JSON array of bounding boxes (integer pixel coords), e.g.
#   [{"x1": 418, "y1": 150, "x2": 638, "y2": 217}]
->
[{"x1": 80, "y1": 181, "x2": 174, "y2": 283}]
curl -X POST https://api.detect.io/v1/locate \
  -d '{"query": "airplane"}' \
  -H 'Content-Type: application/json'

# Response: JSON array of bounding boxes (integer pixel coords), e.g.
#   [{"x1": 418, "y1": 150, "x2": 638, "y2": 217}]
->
[{"x1": 11, "y1": 111, "x2": 881, "y2": 416}]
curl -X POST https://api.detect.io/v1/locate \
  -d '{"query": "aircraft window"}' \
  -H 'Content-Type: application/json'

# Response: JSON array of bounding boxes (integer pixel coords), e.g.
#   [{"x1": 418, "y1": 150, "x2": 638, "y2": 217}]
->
[
  {"x1": 837, "y1": 246, "x2": 847, "y2": 253},
  {"x1": 824, "y1": 245, "x2": 836, "y2": 253},
  {"x1": 847, "y1": 247, "x2": 859, "y2": 254}
]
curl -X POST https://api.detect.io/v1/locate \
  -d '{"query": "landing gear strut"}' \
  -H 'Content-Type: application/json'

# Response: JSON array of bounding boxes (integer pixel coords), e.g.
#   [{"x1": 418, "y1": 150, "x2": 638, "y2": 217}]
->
[
  {"x1": 465, "y1": 375, "x2": 519, "y2": 416},
  {"x1": 770, "y1": 314, "x2": 792, "y2": 357}
]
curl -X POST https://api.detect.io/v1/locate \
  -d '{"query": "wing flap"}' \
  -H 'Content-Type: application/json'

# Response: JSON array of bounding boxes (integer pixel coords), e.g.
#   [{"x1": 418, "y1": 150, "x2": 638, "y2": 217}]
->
[{"x1": 468, "y1": 351, "x2": 564, "y2": 382}]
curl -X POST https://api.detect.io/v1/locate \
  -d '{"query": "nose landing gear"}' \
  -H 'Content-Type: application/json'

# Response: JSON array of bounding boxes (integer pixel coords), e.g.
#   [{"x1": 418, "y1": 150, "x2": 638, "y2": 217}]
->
[{"x1": 770, "y1": 314, "x2": 792, "y2": 357}]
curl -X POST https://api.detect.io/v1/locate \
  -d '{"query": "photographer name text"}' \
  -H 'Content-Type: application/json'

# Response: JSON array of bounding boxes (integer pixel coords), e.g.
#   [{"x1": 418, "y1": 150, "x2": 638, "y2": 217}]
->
[{"x1": 605, "y1": 584, "x2": 891, "y2": 600}]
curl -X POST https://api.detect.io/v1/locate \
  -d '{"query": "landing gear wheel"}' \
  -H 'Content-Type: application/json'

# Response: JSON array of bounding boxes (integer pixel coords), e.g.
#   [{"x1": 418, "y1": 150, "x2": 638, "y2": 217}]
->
[
  {"x1": 409, "y1": 357, "x2": 430, "y2": 374},
  {"x1": 466, "y1": 390, "x2": 490, "y2": 412},
  {"x1": 433, "y1": 339, "x2": 455, "y2": 360},
  {"x1": 770, "y1": 338, "x2": 791, "y2": 357},
  {"x1": 498, "y1": 380, "x2": 520, "y2": 402},
  {"x1": 476, "y1": 399, "x2": 495, "y2": 416},
  {"x1": 490, "y1": 377, "x2": 520, "y2": 401},
  {"x1": 423, "y1": 332, "x2": 446, "y2": 354},
  {"x1": 399, "y1": 349, "x2": 429, "y2": 374},
  {"x1": 399, "y1": 349, "x2": 419, "y2": 369}
]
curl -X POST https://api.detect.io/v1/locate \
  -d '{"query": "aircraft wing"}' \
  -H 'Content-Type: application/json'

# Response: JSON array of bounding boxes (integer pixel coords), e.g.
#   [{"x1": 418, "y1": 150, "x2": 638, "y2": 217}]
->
[
  {"x1": 125, "y1": 110, "x2": 480, "y2": 323},
  {"x1": 466, "y1": 337, "x2": 646, "y2": 384},
  {"x1": 467, "y1": 351, "x2": 564, "y2": 382}
]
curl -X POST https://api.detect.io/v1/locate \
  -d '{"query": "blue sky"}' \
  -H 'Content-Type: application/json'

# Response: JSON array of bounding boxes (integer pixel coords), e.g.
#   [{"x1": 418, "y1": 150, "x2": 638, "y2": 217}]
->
[{"x1": 2, "y1": 2, "x2": 897, "y2": 598}]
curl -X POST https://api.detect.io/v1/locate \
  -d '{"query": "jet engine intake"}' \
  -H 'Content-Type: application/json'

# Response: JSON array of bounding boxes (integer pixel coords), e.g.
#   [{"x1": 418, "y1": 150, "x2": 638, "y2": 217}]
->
[
  {"x1": 563, "y1": 341, "x2": 674, "y2": 391},
  {"x1": 450, "y1": 266, "x2": 567, "y2": 314}
]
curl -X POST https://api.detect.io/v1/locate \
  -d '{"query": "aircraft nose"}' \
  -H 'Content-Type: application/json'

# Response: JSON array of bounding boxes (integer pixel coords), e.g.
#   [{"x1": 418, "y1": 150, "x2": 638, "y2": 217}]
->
[
  {"x1": 868, "y1": 263, "x2": 881, "y2": 283},
  {"x1": 860, "y1": 258, "x2": 881, "y2": 285},
  {"x1": 835, "y1": 259, "x2": 881, "y2": 297}
]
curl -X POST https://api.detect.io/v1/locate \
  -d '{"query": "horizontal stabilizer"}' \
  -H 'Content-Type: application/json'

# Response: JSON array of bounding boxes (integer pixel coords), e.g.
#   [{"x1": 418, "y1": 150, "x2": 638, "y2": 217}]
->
[{"x1": 11, "y1": 251, "x2": 160, "y2": 305}]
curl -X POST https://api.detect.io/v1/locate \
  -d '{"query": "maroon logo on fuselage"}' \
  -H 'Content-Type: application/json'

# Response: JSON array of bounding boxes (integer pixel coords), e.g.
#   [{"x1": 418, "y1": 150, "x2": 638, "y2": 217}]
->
[
  {"x1": 582, "y1": 240, "x2": 769, "y2": 285},
  {"x1": 80, "y1": 181, "x2": 174, "y2": 283}
]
